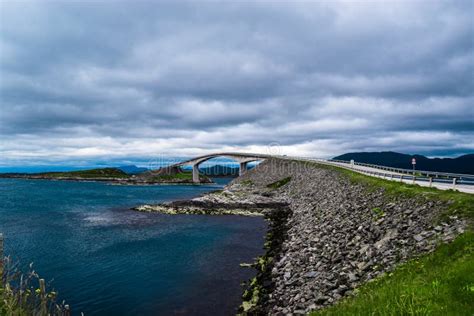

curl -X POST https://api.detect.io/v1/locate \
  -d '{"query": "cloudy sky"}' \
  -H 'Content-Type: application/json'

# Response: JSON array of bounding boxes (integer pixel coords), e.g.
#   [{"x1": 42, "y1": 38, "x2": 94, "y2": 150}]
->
[{"x1": 0, "y1": 0, "x2": 473, "y2": 168}]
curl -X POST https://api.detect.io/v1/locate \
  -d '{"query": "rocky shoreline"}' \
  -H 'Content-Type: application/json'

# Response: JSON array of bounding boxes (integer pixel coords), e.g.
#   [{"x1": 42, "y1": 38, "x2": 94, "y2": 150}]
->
[
  {"x1": 134, "y1": 185, "x2": 288, "y2": 216},
  {"x1": 133, "y1": 158, "x2": 467, "y2": 315}
]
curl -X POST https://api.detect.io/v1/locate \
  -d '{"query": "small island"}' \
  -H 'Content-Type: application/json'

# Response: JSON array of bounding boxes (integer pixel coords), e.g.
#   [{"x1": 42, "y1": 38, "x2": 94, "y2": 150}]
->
[{"x1": 0, "y1": 166, "x2": 213, "y2": 184}]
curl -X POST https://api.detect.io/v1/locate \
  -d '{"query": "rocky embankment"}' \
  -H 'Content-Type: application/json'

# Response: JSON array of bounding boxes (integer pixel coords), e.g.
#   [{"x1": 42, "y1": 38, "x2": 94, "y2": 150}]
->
[{"x1": 134, "y1": 158, "x2": 467, "y2": 315}]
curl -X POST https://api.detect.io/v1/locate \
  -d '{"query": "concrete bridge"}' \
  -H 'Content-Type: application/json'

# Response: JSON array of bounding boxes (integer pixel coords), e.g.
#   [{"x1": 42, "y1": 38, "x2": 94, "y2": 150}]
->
[{"x1": 171, "y1": 152, "x2": 272, "y2": 183}]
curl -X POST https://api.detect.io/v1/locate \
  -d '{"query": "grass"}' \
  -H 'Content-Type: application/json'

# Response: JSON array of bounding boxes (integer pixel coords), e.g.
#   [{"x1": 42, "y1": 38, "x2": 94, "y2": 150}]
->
[
  {"x1": 41, "y1": 167, "x2": 129, "y2": 179},
  {"x1": 267, "y1": 176, "x2": 291, "y2": 189},
  {"x1": 372, "y1": 207, "x2": 385, "y2": 219},
  {"x1": 310, "y1": 232, "x2": 474, "y2": 316},
  {"x1": 1, "y1": 256, "x2": 70, "y2": 315},
  {"x1": 151, "y1": 171, "x2": 193, "y2": 181}
]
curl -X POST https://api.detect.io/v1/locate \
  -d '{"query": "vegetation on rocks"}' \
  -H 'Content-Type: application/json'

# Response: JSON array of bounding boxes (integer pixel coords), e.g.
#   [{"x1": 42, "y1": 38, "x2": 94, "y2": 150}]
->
[
  {"x1": 266, "y1": 176, "x2": 291, "y2": 189},
  {"x1": 311, "y1": 232, "x2": 474, "y2": 315},
  {"x1": 241, "y1": 179, "x2": 254, "y2": 186},
  {"x1": 40, "y1": 167, "x2": 129, "y2": 179},
  {"x1": 334, "y1": 166, "x2": 474, "y2": 224},
  {"x1": 240, "y1": 206, "x2": 292, "y2": 314},
  {"x1": 371, "y1": 207, "x2": 385, "y2": 219},
  {"x1": 303, "y1": 160, "x2": 474, "y2": 315},
  {"x1": 135, "y1": 166, "x2": 212, "y2": 184},
  {"x1": 149, "y1": 171, "x2": 193, "y2": 181},
  {"x1": 234, "y1": 158, "x2": 470, "y2": 314}
]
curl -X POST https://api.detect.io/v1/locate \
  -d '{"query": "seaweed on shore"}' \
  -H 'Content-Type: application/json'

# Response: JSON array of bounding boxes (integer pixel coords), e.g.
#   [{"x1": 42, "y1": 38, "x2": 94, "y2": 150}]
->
[{"x1": 240, "y1": 204, "x2": 292, "y2": 315}]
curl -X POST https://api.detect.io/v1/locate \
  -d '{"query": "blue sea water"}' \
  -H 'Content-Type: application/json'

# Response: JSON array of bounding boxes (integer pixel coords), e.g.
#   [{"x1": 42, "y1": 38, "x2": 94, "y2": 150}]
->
[{"x1": 0, "y1": 178, "x2": 267, "y2": 315}]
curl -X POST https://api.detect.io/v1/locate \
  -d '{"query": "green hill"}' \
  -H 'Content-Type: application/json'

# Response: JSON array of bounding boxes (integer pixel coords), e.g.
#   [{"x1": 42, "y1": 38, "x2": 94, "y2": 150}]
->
[{"x1": 39, "y1": 168, "x2": 129, "y2": 179}]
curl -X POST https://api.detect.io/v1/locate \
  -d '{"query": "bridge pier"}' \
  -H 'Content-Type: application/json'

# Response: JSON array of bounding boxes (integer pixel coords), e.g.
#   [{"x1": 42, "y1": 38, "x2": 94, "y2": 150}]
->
[
  {"x1": 192, "y1": 161, "x2": 250, "y2": 183},
  {"x1": 192, "y1": 164, "x2": 200, "y2": 183},
  {"x1": 239, "y1": 162, "x2": 248, "y2": 176}
]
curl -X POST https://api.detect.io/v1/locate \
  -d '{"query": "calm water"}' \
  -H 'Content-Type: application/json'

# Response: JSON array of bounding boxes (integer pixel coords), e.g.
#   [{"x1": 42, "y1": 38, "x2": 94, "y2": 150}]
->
[{"x1": 0, "y1": 178, "x2": 267, "y2": 315}]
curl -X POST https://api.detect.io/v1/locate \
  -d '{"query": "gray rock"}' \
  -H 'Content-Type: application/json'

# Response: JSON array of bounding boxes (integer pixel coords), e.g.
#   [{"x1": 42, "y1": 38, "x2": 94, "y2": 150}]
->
[
  {"x1": 374, "y1": 229, "x2": 398, "y2": 249},
  {"x1": 304, "y1": 271, "x2": 318, "y2": 278},
  {"x1": 315, "y1": 296, "x2": 328, "y2": 304},
  {"x1": 414, "y1": 234, "x2": 424, "y2": 242},
  {"x1": 348, "y1": 273, "x2": 359, "y2": 282}
]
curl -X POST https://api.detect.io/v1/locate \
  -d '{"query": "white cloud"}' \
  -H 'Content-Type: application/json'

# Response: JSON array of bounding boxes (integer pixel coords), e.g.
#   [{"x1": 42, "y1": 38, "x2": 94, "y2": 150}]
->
[{"x1": 0, "y1": 0, "x2": 472, "y2": 166}]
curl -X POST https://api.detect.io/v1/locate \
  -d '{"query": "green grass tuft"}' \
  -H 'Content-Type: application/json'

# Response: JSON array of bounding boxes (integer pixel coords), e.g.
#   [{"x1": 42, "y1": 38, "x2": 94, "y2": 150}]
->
[
  {"x1": 1, "y1": 256, "x2": 71, "y2": 315},
  {"x1": 310, "y1": 232, "x2": 474, "y2": 315},
  {"x1": 241, "y1": 179, "x2": 254, "y2": 186},
  {"x1": 151, "y1": 172, "x2": 193, "y2": 181},
  {"x1": 371, "y1": 207, "x2": 385, "y2": 219},
  {"x1": 267, "y1": 176, "x2": 291, "y2": 189}
]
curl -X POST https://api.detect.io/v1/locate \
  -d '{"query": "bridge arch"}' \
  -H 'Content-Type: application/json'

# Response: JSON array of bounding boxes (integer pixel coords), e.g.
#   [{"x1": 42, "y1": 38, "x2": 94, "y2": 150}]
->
[{"x1": 171, "y1": 152, "x2": 269, "y2": 183}]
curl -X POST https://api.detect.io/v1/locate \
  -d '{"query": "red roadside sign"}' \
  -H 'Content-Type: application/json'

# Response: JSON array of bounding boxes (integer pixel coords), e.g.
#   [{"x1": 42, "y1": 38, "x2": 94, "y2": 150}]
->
[{"x1": 412, "y1": 158, "x2": 416, "y2": 165}]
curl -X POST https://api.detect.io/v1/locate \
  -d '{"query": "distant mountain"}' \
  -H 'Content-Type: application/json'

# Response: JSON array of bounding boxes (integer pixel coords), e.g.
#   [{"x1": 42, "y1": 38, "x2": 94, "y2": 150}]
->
[
  {"x1": 333, "y1": 151, "x2": 474, "y2": 174},
  {"x1": 117, "y1": 165, "x2": 149, "y2": 174}
]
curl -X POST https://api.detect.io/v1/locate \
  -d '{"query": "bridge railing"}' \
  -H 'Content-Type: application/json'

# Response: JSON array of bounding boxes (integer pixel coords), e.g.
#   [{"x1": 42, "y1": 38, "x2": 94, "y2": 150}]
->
[{"x1": 277, "y1": 155, "x2": 474, "y2": 189}]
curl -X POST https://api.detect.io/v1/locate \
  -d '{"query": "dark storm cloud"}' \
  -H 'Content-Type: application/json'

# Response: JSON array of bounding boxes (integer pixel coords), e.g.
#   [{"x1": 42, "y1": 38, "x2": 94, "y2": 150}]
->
[{"x1": 0, "y1": 0, "x2": 473, "y2": 165}]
